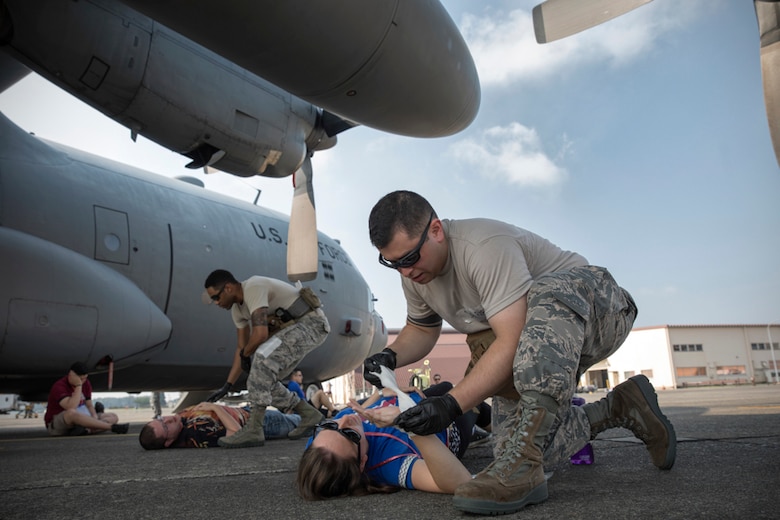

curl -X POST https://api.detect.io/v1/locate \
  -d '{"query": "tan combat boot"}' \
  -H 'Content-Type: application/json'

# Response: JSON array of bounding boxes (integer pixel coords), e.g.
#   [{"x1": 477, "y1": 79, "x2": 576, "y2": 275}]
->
[
  {"x1": 288, "y1": 400, "x2": 323, "y2": 440},
  {"x1": 453, "y1": 396, "x2": 556, "y2": 515},
  {"x1": 218, "y1": 406, "x2": 265, "y2": 448},
  {"x1": 584, "y1": 374, "x2": 676, "y2": 469}
]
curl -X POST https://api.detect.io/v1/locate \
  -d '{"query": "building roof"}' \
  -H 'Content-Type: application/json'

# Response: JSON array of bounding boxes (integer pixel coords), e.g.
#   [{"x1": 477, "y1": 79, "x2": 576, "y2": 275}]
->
[{"x1": 633, "y1": 324, "x2": 777, "y2": 331}]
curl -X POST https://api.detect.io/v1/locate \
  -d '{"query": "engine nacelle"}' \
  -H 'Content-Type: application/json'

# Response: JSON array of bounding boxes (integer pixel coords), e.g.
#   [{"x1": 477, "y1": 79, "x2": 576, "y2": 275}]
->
[
  {"x1": 121, "y1": 0, "x2": 481, "y2": 138},
  {"x1": 3, "y1": 0, "x2": 319, "y2": 178}
]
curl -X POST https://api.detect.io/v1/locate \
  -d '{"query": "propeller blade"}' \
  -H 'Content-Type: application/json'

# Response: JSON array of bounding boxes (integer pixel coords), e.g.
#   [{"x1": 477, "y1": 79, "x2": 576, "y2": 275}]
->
[
  {"x1": 533, "y1": 0, "x2": 653, "y2": 44},
  {"x1": 756, "y1": 0, "x2": 780, "y2": 166},
  {"x1": 287, "y1": 156, "x2": 318, "y2": 282}
]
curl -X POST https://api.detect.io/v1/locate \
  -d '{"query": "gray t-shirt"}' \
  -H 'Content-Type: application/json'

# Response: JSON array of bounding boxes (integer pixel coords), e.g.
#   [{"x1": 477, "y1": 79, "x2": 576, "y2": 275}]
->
[
  {"x1": 231, "y1": 276, "x2": 300, "y2": 329},
  {"x1": 402, "y1": 218, "x2": 588, "y2": 333}
]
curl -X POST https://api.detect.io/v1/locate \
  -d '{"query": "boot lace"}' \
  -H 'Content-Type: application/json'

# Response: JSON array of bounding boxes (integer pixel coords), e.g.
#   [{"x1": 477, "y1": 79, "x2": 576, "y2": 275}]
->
[
  {"x1": 597, "y1": 412, "x2": 649, "y2": 444},
  {"x1": 485, "y1": 407, "x2": 539, "y2": 479}
]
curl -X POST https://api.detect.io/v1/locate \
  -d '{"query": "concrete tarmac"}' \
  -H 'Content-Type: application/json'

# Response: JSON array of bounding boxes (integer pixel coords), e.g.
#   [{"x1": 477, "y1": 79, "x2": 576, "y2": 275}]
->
[{"x1": 1, "y1": 385, "x2": 778, "y2": 520}]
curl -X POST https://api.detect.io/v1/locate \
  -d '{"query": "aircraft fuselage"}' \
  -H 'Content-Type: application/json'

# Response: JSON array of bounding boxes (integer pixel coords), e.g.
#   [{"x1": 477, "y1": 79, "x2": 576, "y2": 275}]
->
[{"x1": 0, "y1": 113, "x2": 386, "y2": 400}]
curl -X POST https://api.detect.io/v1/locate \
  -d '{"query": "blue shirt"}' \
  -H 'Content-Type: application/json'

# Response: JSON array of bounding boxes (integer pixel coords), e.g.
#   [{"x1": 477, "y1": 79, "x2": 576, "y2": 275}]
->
[
  {"x1": 287, "y1": 380, "x2": 306, "y2": 400},
  {"x1": 307, "y1": 393, "x2": 458, "y2": 489}
]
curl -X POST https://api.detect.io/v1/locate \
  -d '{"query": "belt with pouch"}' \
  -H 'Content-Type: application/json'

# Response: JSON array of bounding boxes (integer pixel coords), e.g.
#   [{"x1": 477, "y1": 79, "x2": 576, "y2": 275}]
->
[
  {"x1": 270, "y1": 287, "x2": 322, "y2": 334},
  {"x1": 283, "y1": 296, "x2": 315, "y2": 321}
]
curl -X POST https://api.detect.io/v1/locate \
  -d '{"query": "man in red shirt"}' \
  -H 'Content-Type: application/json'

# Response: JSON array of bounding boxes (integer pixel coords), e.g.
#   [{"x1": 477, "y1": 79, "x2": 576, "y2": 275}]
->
[{"x1": 44, "y1": 362, "x2": 129, "y2": 436}]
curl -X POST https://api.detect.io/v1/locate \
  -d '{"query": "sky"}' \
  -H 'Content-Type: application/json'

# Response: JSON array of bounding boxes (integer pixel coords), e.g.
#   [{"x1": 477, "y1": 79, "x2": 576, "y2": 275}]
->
[{"x1": 1, "y1": 0, "x2": 778, "y2": 335}]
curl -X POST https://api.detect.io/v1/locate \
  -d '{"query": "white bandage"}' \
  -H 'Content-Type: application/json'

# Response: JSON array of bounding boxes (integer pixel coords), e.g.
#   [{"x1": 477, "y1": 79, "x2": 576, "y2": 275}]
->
[
  {"x1": 371, "y1": 365, "x2": 417, "y2": 412},
  {"x1": 256, "y1": 336, "x2": 282, "y2": 358}
]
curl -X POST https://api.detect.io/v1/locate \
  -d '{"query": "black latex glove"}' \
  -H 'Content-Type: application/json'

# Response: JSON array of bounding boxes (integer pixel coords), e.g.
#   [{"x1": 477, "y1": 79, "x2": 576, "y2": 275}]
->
[
  {"x1": 206, "y1": 382, "x2": 232, "y2": 403},
  {"x1": 362, "y1": 348, "x2": 397, "y2": 388},
  {"x1": 240, "y1": 353, "x2": 252, "y2": 373},
  {"x1": 395, "y1": 394, "x2": 463, "y2": 436}
]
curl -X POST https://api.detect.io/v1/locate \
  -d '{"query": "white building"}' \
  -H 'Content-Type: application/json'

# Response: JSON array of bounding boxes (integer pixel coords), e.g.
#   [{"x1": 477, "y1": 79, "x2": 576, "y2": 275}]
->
[
  {"x1": 581, "y1": 324, "x2": 780, "y2": 390},
  {"x1": 326, "y1": 324, "x2": 780, "y2": 404}
]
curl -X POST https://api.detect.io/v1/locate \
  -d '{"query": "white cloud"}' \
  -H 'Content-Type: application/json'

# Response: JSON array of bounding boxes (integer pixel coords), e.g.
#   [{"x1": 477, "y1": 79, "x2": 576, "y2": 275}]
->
[
  {"x1": 459, "y1": 1, "x2": 708, "y2": 87},
  {"x1": 450, "y1": 122, "x2": 566, "y2": 186},
  {"x1": 638, "y1": 285, "x2": 679, "y2": 296}
]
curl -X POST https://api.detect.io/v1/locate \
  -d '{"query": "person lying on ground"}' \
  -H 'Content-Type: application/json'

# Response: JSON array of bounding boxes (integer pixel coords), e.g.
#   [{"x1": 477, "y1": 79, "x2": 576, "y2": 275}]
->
[
  {"x1": 139, "y1": 402, "x2": 300, "y2": 449},
  {"x1": 296, "y1": 383, "x2": 481, "y2": 499}
]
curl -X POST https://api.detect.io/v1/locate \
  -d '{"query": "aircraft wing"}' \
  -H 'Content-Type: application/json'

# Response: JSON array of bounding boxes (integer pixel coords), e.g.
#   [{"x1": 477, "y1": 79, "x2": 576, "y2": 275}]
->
[{"x1": 120, "y1": 0, "x2": 480, "y2": 138}]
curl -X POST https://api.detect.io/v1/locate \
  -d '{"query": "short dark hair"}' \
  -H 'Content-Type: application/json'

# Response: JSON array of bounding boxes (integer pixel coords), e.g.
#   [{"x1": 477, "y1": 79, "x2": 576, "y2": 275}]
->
[
  {"x1": 138, "y1": 423, "x2": 166, "y2": 450},
  {"x1": 204, "y1": 269, "x2": 239, "y2": 289},
  {"x1": 69, "y1": 362, "x2": 89, "y2": 375},
  {"x1": 368, "y1": 191, "x2": 436, "y2": 249}
]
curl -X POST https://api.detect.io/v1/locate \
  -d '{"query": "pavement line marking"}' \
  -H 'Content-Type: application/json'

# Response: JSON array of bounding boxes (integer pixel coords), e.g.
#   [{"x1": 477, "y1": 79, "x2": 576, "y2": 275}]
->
[{"x1": 0, "y1": 467, "x2": 293, "y2": 492}]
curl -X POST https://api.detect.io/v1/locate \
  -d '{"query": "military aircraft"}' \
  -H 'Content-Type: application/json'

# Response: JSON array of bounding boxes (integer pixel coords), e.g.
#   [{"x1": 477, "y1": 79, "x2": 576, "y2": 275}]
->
[
  {"x1": 0, "y1": 0, "x2": 480, "y2": 281},
  {"x1": 531, "y1": 0, "x2": 780, "y2": 167},
  {"x1": 0, "y1": 0, "x2": 479, "y2": 401},
  {"x1": 1, "y1": 0, "x2": 776, "y2": 401},
  {"x1": 0, "y1": 111, "x2": 387, "y2": 401}
]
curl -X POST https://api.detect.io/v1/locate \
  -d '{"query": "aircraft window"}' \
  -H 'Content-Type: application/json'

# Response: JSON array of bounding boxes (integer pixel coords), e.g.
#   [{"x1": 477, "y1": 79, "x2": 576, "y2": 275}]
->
[
  {"x1": 103, "y1": 234, "x2": 121, "y2": 252},
  {"x1": 321, "y1": 262, "x2": 335, "y2": 281}
]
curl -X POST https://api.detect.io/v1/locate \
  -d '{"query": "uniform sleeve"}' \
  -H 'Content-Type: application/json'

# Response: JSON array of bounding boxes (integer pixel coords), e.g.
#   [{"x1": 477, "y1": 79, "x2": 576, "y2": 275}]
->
[
  {"x1": 401, "y1": 281, "x2": 442, "y2": 327},
  {"x1": 243, "y1": 283, "x2": 270, "y2": 313},
  {"x1": 231, "y1": 306, "x2": 248, "y2": 329}
]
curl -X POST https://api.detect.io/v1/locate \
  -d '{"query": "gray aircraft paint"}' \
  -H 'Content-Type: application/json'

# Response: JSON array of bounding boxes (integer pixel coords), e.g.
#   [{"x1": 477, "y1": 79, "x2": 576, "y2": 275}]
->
[{"x1": 0, "y1": 113, "x2": 386, "y2": 400}]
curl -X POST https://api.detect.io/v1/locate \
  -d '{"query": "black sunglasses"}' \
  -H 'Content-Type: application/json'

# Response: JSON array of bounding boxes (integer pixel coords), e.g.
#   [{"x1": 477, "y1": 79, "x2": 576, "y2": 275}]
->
[
  {"x1": 210, "y1": 285, "x2": 226, "y2": 302},
  {"x1": 314, "y1": 419, "x2": 362, "y2": 461},
  {"x1": 378, "y1": 212, "x2": 434, "y2": 269}
]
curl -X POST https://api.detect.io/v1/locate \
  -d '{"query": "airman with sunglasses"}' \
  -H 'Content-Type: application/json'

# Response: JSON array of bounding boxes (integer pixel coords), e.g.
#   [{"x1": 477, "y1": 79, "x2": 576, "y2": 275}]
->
[
  {"x1": 363, "y1": 191, "x2": 675, "y2": 515},
  {"x1": 202, "y1": 269, "x2": 330, "y2": 448}
]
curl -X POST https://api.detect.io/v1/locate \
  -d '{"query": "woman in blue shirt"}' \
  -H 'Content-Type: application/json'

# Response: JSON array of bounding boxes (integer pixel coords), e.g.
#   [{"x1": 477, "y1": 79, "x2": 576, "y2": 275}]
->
[{"x1": 296, "y1": 384, "x2": 480, "y2": 499}]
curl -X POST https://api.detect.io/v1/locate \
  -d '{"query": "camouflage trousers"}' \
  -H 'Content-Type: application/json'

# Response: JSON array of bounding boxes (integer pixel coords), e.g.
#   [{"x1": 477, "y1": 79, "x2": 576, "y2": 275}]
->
[
  {"x1": 492, "y1": 266, "x2": 637, "y2": 467},
  {"x1": 246, "y1": 309, "x2": 330, "y2": 410}
]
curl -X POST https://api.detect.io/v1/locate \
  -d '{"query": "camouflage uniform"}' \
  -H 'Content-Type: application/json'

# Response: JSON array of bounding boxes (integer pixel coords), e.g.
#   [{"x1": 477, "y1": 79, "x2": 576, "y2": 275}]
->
[
  {"x1": 246, "y1": 309, "x2": 330, "y2": 410},
  {"x1": 493, "y1": 266, "x2": 637, "y2": 467}
]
